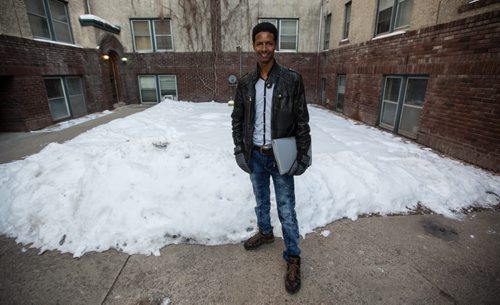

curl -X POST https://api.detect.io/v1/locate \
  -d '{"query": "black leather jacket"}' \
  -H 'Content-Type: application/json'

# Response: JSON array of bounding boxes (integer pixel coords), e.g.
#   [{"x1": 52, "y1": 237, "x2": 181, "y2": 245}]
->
[{"x1": 231, "y1": 62, "x2": 311, "y2": 161}]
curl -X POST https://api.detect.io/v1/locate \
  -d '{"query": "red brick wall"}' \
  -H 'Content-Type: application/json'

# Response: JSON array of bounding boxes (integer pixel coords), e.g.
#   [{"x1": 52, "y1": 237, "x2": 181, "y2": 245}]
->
[
  {"x1": 318, "y1": 11, "x2": 500, "y2": 172},
  {"x1": 1, "y1": 10, "x2": 498, "y2": 172},
  {"x1": 121, "y1": 51, "x2": 318, "y2": 104},
  {"x1": 0, "y1": 35, "x2": 114, "y2": 131}
]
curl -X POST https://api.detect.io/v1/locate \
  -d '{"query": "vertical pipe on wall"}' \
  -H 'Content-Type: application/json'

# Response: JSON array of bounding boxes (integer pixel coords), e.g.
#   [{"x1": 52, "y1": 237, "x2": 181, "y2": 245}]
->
[
  {"x1": 317, "y1": 0, "x2": 324, "y2": 54},
  {"x1": 85, "y1": 0, "x2": 92, "y2": 15},
  {"x1": 11, "y1": 0, "x2": 24, "y2": 37}
]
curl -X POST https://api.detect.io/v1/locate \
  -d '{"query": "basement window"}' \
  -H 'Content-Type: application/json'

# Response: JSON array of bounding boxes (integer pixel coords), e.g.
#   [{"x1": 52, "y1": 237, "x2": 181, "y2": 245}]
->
[
  {"x1": 44, "y1": 76, "x2": 87, "y2": 121},
  {"x1": 138, "y1": 75, "x2": 178, "y2": 104},
  {"x1": 379, "y1": 75, "x2": 428, "y2": 139},
  {"x1": 336, "y1": 75, "x2": 346, "y2": 113}
]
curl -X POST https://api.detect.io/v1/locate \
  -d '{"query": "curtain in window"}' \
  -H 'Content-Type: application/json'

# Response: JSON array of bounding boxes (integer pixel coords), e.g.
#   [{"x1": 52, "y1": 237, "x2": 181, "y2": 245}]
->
[
  {"x1": 139, "y1": 76, "x2": 157, "y2": 103},
  {"x1": 280, "y1": 20, "x2": 297, "y2": 50},
  {"x1": 49, "y1": 0, "x2": 72, "y2": 43},
  {"x1": 159, "y1": 76, "x2": 177, "y2": 100},
  {"x1": 133, "y1": 21, "x2": 152, "y2": 51},
  {"x1": 377, "y1": 0, "x2": 393, "y2": 34},
  {"x1": 154, "y1": 20, "x2": 173, "y2": 50}
]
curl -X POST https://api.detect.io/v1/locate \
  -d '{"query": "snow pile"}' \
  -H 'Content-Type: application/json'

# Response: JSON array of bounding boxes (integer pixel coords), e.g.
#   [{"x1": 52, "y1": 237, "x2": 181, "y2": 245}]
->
[
  {"x1": 0, "y1": 100, "x2": 498, "y2": 257},
  {"x1": 31, "y1": 110, "x2": 112, "y2": 133}
]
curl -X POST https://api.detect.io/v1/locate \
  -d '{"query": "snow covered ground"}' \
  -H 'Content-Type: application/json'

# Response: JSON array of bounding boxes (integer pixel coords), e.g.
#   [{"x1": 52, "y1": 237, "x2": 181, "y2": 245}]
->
[
  {"x1": 31, "y1": 110, "x2": 112, "y2": 133},
  {"x1": 1, "y1": 100, "x2": 499, "y2": 257}
]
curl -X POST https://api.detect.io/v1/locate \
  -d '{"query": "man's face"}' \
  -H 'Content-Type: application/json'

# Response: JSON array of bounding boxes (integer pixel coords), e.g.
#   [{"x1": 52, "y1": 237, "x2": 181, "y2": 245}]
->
[{"x1": 253, "y1": 31, "x2": 276, "y2": 66}]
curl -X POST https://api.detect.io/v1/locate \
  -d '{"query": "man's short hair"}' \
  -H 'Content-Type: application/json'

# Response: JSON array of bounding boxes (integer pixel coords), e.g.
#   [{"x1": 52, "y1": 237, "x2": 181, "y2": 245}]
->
[{"x1": 252, "y1": 22, "x2": 278, "y2": 43}]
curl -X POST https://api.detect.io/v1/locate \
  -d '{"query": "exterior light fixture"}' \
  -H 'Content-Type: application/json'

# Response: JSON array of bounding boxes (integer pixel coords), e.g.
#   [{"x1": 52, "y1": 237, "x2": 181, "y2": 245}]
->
[
  {"x1": 102, "y1": 54, "x2": 110, "y2": 60},
  {"x1": 121, "y1": 57, "x2": 128, "y2": 63}
]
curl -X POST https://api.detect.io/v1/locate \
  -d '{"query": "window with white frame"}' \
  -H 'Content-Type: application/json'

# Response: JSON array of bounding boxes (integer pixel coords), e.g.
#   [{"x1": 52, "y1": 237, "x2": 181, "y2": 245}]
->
[
  {"x1": 138, "y1": 75, "x2": 178, "y2": 103},
  {"x1": 375, "y1": 0, "x2": 412, "y2": 36},
  {"x1": 379, "y1": 75, "x2": 428, "y2": 139},
  {"x1": 343, "y1": 1, "x2": 351, "y2": 40},
  {"x1": 131, "y1": 19, "x2": 173, "y2": 52},
  {"x1": 44, "y1": 76, "x2": 87, "y2": 121},
  {"x1": 323, "y1": 14, "x2": 331, "y2": 50},
  {"x1": 258, "y1": 18, "x2": 298, "y2": 51},
  {"x1": 25, "y1": 0, "x2": 73, "y2": 43}
]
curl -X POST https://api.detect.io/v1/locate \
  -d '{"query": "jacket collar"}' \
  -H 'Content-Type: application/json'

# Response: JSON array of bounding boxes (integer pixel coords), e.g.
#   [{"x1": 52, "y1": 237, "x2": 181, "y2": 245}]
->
[{"x1": 251, "y1": 61, "x2": 281, "y2": 86}]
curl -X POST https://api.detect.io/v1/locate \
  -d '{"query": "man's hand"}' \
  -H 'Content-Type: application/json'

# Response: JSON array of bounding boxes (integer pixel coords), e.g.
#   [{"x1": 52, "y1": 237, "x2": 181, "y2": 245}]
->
[
  {"x1": 234, "y1": 145, "x2": 251, "y2": 174},
  {"x1": 288, "y1": 154, "x2": 311, "y2": 176}
]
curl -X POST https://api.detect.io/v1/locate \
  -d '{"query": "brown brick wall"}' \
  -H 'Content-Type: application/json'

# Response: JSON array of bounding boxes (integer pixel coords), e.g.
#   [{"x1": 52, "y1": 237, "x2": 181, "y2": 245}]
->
[
  {"x1": 0, "y1": 35, "x2": 113, "y2": 131},
  {"x1": 1, "y1": 10, "x2": 498, "y2": 172},
  {"x1": 319, "y1": 11, "x2": 500, "y2": 172},
  {"x1": 121, "y1": 51, "x2": 318, "y2": 104}
]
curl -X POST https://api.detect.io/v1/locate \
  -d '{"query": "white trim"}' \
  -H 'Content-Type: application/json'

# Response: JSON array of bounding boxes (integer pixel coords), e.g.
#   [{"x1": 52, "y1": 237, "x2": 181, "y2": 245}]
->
[
  {"x1": 372, "y1": 29, "x2": 406, "y2": 40},
  {"x1": 33, "y1": 38, "x2": 82, "y2": 48}
]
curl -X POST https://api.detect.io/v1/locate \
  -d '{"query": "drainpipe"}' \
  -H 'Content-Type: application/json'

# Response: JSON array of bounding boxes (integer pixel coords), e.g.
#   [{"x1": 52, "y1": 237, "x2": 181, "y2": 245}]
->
[
  {"x1": 436, "y1": 0, "x2": 442, "y2": 25},
  {"x1": 317, "y1": 0, "x2": 324, "y2": 54},
  {"x1": 85, "y1": 0, "x2": 92, "y2": 14}
]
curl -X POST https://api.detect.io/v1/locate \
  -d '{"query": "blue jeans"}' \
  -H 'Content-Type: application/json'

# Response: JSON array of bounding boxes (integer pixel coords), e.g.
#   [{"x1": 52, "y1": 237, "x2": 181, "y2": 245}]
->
[{"x1": 249, "y1": 149, "x2": 301, "y2": 261}]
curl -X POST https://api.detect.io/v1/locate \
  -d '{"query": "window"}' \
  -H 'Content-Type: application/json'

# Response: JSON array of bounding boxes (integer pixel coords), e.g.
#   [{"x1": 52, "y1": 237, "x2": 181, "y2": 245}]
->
[
  {"x1": 375, "y1": 0, "x2": 412, "y2": 36},
  {"x1": 320, "y1": 78, "x2": 327, "y2": 105},
  {"x1": 138, "y1": 75, "x2": 178, "y2": 103},
  {"x1": 379, "y1": 75, "x2": 428, "y2": 139},
  {"x1": 336, "y1": 75, "x2": 346, "y2": 112},
  {"x1": 323, "y1": 14, "x2": 331, "y2": 50},
  {"x1": 258, "y1": 18, "x2": 299, "y2": 51},
  {"x1": 131, "y1": 19, "x2": 173, "y2": 52},
  {"x1": 44, "y1": 76, "x2": 87, "y2": 121},
  {"x1": 25, "y1": 0, "x2": 73, "y2": 43},
  {"x1": 343, "y1": 2, "x2": 351, "y2": 40}
]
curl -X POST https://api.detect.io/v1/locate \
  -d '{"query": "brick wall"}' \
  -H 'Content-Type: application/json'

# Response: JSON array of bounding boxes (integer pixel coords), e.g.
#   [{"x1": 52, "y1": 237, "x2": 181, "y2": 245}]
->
[
  {"x1": 0, "y1": 35, "x2": 113, "y2": 131},
  {"x1": 1, "y1": 10, "x2": 498, "y2": 172},
  {"x1": 319, "y1": 11, "x2": 500, "y2": 172},
  {"x1": 121, "y1": 51, "x2": 318, "y2": 104}
]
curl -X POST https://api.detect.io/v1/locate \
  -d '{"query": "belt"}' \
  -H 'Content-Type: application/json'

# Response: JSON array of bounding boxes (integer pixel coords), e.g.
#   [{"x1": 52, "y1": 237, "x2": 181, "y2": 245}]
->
[{"x1": 254, "y1": 145, "x2": 274, "y2": 156}]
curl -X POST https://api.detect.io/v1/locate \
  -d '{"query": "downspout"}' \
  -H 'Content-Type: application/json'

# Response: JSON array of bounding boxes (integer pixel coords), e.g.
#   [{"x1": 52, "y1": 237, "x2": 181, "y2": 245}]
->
[
  {"x1": 436, "y1": 0, "x2": 442, "y2": 25},
  {"x1": 317, "y1": 0, "x2": 324, "y2": 54},
  {"x1": 316, "y1": 0, "x2": 324, "y2": 104},
  {"x1": 85, "y1": 0, "x2": 92, "y2": 14}
]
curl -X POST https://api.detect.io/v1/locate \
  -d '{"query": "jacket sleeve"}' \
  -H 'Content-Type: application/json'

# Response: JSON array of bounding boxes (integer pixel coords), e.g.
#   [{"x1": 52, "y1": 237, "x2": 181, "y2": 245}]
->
[
  {"x1": 293, "y1": 73, "x2": 311, "y2": 157},
  {"x1": 231, "y1": 80, "x2": 245, "y2": 151}
]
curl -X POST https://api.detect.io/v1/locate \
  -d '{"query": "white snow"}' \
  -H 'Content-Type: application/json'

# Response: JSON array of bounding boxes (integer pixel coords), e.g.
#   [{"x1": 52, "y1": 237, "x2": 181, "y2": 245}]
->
[
  {"x1": 0, "y1": 100, "x2": 499, "y2": 257},
  {"x1": 79, "y1": 14, "x2": 121, "y2": 32},
  {"x1": 31, "y1": 110, "x2": 113, "y2": 133},
  {"x1": 320, "y1": 230, "x2": 331, "y2": 237}
]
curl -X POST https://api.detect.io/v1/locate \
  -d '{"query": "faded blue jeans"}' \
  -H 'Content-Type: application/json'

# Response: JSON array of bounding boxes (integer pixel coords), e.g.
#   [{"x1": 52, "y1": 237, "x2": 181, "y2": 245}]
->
[{"x1": 249, "y1": 149, "x2": 301, "y2": 261}]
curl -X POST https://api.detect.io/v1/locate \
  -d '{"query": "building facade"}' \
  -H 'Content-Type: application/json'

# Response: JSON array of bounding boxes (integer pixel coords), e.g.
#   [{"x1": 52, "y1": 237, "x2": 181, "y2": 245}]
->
[{"x1": 0, "y1": 0, "x2": 499, "y2": 172}]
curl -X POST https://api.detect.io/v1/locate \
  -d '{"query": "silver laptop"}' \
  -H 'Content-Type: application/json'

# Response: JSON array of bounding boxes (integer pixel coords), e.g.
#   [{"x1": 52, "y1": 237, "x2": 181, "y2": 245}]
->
[{"x1": 272, "y1": 137, "x2": 312, "y2": 175}]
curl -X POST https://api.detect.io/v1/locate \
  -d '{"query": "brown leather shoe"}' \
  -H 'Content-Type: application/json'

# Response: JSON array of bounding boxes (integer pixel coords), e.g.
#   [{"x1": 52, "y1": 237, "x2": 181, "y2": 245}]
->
[
  {"x1": 285, "y1": 256, "x2": 301, "y2": 293},
  {"x1": 243, "y1": 230, "x2": 274, "y2": 250}
]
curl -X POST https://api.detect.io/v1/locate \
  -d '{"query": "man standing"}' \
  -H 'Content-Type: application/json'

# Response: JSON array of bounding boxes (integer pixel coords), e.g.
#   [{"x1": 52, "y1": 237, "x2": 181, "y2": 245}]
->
[{"x1": 231, "y1": 22, "x2": 311, "y2": 294}]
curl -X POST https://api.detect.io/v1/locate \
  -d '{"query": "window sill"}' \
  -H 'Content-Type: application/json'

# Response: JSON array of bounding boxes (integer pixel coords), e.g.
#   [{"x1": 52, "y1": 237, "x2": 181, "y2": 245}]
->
[
  {"x1": 276, "y1": 50, "x2": 298, "y2": 53},
  {"x1": 135, "y1": 50, "x2": 174, "y2": 53},
  {"x1": 372, "y1": 29, "x2": 406, "y2": 41},
  {"x1": 33, "y1": 38, "x2": 81, "y2": 48},
  {"x1": 338, "y1": 39, "x2": 349, "y2": 46},
  {"x1": 458, "y1": 0, "x2": 498, "y2": 13}
]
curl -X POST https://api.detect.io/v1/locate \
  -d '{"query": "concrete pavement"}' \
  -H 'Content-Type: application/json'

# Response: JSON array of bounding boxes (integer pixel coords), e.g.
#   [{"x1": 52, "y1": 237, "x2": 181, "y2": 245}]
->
[
  {"x1": 0, "y1": 105, "x2": 150, "y2": 164},
  {"x1": 0, "y1": 105, "x2": 499, "y2": 305}
]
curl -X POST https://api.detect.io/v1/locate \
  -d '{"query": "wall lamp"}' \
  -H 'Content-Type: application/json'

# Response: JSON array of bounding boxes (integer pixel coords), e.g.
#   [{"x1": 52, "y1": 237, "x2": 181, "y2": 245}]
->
[
  {"x1": 121, "y1": 57, "x2": 128, "y2": 63},
  {"x1": 102, "y1": 54, "x2": 110, "y2": 60}
]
